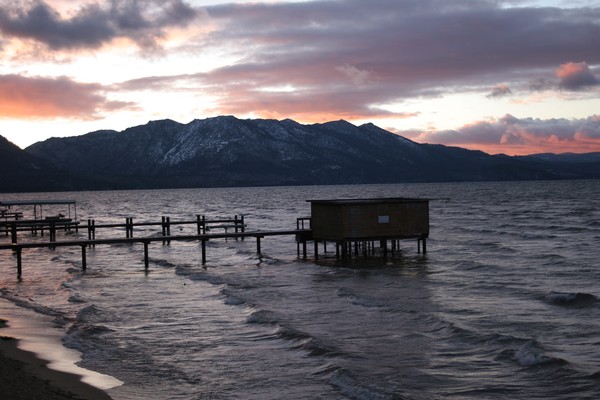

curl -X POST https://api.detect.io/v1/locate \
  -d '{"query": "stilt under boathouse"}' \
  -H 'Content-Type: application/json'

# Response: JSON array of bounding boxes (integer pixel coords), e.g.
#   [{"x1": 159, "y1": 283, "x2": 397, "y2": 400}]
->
[{"x1": 305, "y1": 197, "x2": 429, "y2": 259}]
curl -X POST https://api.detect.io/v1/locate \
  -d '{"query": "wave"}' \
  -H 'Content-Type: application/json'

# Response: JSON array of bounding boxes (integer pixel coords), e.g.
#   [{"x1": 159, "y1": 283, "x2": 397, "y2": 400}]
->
[
  {"x1": 0, "y1": 288, "x2": 70, "y2": 326},
  {"x1": 67, "y1": 322, "x2": 114, "y2": 337},
  {"x1": 329, "y1": 368, "x2": 401, "y2": 400},
  {"x1": 277, "y1": 326, "x2": 341, "y2": 357},
  {"x1": 544, "y1": 291, "x2": 599, "y2": 308},
  {"x1": 178, "y1": 269, "x2": 226, "y2": 286},
  {"x1": 246, "y1": 310, "x2": 343, "y2": 358},
  {"x1": 246, "y1": 309, "x2": 279, "y2": 324},
  {"x1": 75, "y1": 304, "x2": 102, "y2": 323},
  {"x1": 275, "y1": 325, "x2": 312, "y2": 342},
  {"x1": 337, "y1": 287, "x2": 388, "y2": 308},
  {"x1": 152, "y1": 258, "x2": 181, "y2": 269},
  {"x1": 68, "y1": 294, "x2": 86, "y2": 304},
  {"x1": 513, "y1": 340, "x2": 568, "y2": 368},
  {"x1": 220, "y1": 288, "x2": 246, "y2": 306}
]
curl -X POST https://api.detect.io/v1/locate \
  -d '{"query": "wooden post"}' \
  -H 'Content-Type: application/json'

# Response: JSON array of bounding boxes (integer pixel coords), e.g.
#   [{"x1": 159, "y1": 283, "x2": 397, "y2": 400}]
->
[
  {"x1": 11, "y1": 222, "x2": 17, "y2": 244},
  {"x1": 81, "y1": 245, "x2": 87, "y2": 271},
  {"x1": 144, "y1": 241, "x2": 149, "y2": 270},
  {"x1": 314, "y1": 240, "x2": 319, "y2": 260},
  {"x1": 201, "y1": 215, "x2": 206, "y2": 234},
  {"x1": 126, "y1": 217, "x2": 133, "y2": 238},
  {"x1": 16, "y1": 247, "x2": 22, "y2": 279},
  {"x1": 302, "y1": 240, "x2": 307, "y2": 259},
  {"x1": 256, "y1": 236, "x2": 262, "y2": 256},
  {"x1": 201, "y1": 239, "x2": 207, "y2": 264},
  {"x1": 422, "y1": 238, "x2": 427, "y2": 254},
  {"x1": 382, "y1": 239, "x2": 388, "y2": 257},
  {"x1": 162, "y1": 216, "x2": 171, "y2": 245},
  {"x1": 49, "y1": 222, "x2": 56, "y2": 243},
  {"x1": 196, "y1": 214, "x2": 202, "y2": 235}
]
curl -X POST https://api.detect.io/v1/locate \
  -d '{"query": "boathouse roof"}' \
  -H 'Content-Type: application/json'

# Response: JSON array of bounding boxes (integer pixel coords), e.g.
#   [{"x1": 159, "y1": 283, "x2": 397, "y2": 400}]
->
[{"x1": 307, "y1": 197, "x2": 428, "y2": 205}]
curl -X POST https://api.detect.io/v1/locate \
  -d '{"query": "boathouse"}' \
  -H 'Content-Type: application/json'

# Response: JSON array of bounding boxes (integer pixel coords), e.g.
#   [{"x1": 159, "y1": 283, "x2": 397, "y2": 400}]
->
[{"x1": 307, "y1": 197, "x2": 429, "y2": 255}]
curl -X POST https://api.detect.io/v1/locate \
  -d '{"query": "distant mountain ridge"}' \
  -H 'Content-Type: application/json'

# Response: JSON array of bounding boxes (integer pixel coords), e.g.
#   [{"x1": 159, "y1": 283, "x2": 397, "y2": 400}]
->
[
  {"x1": 0, "y1": 135, "x2": 94, "y2": 192},
  {"x1": 1, "y1": 116, "x2": 599, "y2": 192}
]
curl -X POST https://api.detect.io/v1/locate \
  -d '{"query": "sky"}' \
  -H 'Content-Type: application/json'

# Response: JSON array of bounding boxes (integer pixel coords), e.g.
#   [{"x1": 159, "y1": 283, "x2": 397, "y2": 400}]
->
[{"x1": 0, "y1": 0, "x2": 599, "y2": 155}]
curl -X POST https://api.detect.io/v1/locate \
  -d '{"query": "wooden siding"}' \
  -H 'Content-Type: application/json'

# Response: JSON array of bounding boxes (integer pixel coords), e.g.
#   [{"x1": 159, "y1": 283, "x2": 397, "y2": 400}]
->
[{"x1": 309, "y1": 198, "x2": 429, "y2": 241}]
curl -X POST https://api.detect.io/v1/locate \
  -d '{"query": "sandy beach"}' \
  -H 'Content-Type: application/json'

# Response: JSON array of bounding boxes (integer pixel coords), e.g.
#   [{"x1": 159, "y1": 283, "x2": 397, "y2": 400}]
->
[{"x1": 0, "y1": 332, "x2": 112, "y2": 400}]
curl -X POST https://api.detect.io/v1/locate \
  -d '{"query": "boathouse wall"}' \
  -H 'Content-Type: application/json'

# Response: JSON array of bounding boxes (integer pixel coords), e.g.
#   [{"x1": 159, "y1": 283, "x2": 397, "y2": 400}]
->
[{"x1": 309, "y1": 198, "x2": 429, "y2": 241}]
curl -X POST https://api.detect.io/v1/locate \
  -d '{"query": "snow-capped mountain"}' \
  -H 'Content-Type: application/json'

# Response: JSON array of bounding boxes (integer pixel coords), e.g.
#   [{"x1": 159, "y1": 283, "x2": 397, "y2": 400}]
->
[{"x1": 4, "y1": 116, "x2": 598, "y2": 191}]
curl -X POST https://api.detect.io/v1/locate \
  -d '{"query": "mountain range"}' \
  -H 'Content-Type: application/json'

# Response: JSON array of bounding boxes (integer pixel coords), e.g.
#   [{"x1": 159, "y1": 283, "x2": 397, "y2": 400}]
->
[{"x1": 2, "y1": 116, "x2": 599, "y2": 192}]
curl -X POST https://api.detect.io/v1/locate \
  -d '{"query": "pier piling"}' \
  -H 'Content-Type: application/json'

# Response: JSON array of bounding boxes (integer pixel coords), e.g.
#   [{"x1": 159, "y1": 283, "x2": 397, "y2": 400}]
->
[{"x1": 81, "y1": 245, "x2": 87, "y2": 270}]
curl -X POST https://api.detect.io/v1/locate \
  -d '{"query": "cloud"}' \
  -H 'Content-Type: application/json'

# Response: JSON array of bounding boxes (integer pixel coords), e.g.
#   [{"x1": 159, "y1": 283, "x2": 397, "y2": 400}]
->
[
  {"x1": 337, "y1": 64, "x2": 375, "y2": 86},
  {"x1": 0, "y1": 0, "x2": 201, "y2": 51},
  {"x1": 7, "y1": 0, "x2": 598, "y2": 128},
  {"x1": 555, "y1": 61, "x2": 599, "y2": 91},
  {"x1": 406, "y1": 114, "x2": 600, "y2": 155},
  {"x1": 486, "y1": 84, "x2": 512, "y2": 98},
  {"x1": 0, "y1": 74, "x2": 134, "y2": 118},
  {"x1": 184, "y1": 0, "x2": 600, "y2": 120}
]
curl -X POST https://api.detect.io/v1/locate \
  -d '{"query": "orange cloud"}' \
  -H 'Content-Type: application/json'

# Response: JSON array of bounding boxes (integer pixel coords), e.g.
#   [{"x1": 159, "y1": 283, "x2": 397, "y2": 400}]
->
[{"x1": 0, "y1": 74, "x2": 133, "y2": 118}]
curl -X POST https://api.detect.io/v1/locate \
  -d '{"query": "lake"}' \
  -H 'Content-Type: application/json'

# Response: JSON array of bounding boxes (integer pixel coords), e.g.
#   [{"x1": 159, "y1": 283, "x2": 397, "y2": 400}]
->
[{"x1": 1, "y1": 180, "x2": 600, "y2": 399}]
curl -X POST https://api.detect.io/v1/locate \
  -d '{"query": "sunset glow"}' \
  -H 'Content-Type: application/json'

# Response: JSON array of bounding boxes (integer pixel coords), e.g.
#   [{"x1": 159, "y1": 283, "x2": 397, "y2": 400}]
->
[{"x1": 0, "y1": 0, "x2": 599, "y2": 155}]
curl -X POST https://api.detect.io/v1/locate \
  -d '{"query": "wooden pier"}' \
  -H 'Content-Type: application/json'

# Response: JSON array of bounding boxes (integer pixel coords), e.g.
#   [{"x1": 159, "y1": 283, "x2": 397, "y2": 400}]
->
[
  {"x1": 0, "y1": 197, "x2": 431, "y2": 279},
  {"x1": 0, "y1": 229, "x2": 308, "y2": 279}
]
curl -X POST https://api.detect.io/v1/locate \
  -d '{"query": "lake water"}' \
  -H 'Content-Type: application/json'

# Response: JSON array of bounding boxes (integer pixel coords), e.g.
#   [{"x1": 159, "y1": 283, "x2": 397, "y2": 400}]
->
[{"x1": 1, "y1": 180, "x2": 600, "y2": 399}]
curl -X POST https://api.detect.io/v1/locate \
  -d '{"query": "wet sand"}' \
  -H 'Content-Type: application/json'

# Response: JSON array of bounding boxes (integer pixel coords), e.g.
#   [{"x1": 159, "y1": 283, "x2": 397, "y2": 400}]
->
[{"x1": 0, "y1": 335, "x2": 112, "y2": 400}]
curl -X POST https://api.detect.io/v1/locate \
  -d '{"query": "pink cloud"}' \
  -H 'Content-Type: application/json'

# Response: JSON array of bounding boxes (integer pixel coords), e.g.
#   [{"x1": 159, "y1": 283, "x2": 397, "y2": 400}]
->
[
  {"x1": 555, "y1": 62, "x2": 599, "y2": 90},
  {"x1": 0, "y1": 74, "x2": 134, "y2": 118},
  {"x1": 405, "y1": 114, "x2": 600, "y2": 155},
  {"x1": 114, "y1": 1, "x2": 600, "y2": 129}
]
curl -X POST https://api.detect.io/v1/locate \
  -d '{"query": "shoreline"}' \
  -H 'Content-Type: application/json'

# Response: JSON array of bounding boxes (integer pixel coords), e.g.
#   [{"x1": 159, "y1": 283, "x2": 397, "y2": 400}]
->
[{"x1": 0, "y1": 330, "x2": 113, "y2": 400}]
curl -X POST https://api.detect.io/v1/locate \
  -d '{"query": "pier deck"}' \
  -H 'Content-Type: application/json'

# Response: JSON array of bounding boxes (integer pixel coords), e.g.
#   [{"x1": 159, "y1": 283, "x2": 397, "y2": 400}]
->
[{"x1": 0, "y1": 229, "x2": 310, "y2": 279}]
